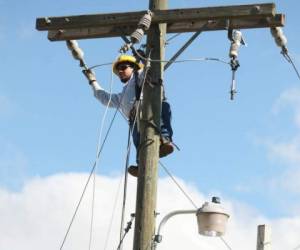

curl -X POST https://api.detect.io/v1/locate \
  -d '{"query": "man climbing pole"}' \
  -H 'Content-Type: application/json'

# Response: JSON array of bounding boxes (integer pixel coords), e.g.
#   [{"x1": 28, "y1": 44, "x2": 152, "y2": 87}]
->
[{"x1": 83, "y1": 54, "x2": 174, "y2": 177}]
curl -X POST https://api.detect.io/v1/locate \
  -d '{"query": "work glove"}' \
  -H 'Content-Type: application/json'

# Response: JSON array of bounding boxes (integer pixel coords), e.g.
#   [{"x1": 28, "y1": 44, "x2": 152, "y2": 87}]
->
[{"x1": 82, "y1": 69, "x2": 97, "y2": 85}]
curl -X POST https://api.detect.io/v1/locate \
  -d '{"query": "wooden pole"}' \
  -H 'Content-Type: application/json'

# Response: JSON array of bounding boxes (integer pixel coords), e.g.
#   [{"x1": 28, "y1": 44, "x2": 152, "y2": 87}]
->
[
  {"x1": 133, "y1": 0, "x2": 167, "y2": 249},
  {"x1": 257, "y1": 224, "x2": 271, "y2": 250}
]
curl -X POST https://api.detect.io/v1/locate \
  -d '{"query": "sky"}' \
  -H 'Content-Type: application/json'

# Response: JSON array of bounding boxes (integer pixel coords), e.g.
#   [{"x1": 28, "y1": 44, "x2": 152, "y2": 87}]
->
[{"x1": 1, "y1": 0, "x2": 300, "y2": 249}]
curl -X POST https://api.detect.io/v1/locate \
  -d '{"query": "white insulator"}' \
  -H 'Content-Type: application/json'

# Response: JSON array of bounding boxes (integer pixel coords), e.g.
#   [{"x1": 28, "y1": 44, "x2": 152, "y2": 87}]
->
[
  {"x1": 271, "y1": 27, "x2": 287, "y2": 48},
  {"x1": 138, "y1": 12, "x2": 152, "y2": 30},
  {"x1": 229, "y1": 42, "x2": 240, "y2": 58},
  {"x1": 232, "y1": 30, "x2": 242, "y2": 43},
  {"x1": 66, "y1": 40, "x2": 79, "y2": 51},
  {"x1": 270, "y1": 27, "x2": 283, "y2": 38},
  {"x1": 130, "y1": 28, "x2": 144, "y2": 44},
  {"x1": 275, "y1": 35, "x2": 287, "y2": 47},
  {"x1": 71, "y1": 47, "x2": 84, "y2": 61},
  {"x1": 229, "y1": 30, "x2": 243, "y2": 58}
]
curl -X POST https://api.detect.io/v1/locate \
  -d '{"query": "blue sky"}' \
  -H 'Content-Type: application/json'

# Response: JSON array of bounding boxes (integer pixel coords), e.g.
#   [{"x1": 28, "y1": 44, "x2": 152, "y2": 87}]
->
[{"x1": 1, "y1": 1, "x2": 300, "y2": 249}]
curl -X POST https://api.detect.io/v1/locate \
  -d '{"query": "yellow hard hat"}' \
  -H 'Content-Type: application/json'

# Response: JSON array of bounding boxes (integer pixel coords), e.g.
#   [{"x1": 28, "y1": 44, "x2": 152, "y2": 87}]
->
[{"x1": 112, "y1": 55, "x2": 143, "y2": 75}]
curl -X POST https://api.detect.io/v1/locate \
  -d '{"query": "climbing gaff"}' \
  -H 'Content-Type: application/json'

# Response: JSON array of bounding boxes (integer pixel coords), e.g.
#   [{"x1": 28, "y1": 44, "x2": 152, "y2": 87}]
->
[
  {"x1": 228, "y1": 29, "x2": 245, "y2": 100},
  {"x1": 119, "y1": 10, "x2": 152, "y2": 53}
]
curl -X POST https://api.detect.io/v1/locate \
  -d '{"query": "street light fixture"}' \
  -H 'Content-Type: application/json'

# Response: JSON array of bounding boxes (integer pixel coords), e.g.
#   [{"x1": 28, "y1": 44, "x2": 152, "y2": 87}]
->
[{"x1": 153, "y1": 197, "x2": 230, "y2": 249}]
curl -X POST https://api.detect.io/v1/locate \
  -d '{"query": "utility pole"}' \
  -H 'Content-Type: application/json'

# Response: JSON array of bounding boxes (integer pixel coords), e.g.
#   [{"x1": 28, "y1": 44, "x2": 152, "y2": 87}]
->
[
  {"x1": 133, "y1": 1, "x2": 166, "y2": 249},
  {"x1": 36, "y1": 3, "x2": 284, "y2": 250},
  {"x1": 257, "y1": 224, "x2": 272, "y2": 250}
]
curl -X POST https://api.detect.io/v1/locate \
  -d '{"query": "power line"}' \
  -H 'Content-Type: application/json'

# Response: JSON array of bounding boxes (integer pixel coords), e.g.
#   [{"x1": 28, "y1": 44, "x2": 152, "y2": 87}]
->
[
  {"x1": 282, "y1": 52, "x2": 300, "y2": 81},
  {"x1": 88, "y1": 57, "x2": 229, "y2": 71},
  {"x1": 220, "y1": 236, "x2": 233, "y2": 250},
  {"x1": 159, "y1": 161, "x2": 197, "y2": 209},
  {"x1": 103, "y1": 175, "x2": 124, "y2": 250},
  {"x1": 59, "y1": 85, "x2": 125, "y2": 250},
  {"x1": 88, "y1": 63, "x2": 117, "y2": 250},
  {"x1": 159, "y1": 161, "x2": 234, "y2": 250}
]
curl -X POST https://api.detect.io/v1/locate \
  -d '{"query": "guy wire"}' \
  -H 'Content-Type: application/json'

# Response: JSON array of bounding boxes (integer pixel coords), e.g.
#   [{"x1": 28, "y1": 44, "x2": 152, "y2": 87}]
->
[{"x1": 159, "y1": 161, "x2": 197, "y2": 209}]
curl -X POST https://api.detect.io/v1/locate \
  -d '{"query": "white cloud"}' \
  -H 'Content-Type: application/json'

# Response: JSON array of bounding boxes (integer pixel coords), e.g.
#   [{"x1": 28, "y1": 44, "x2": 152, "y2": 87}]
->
[
  {"x1": 272, "y1": 87, "x2": 300, "y2": 128},
  {"x1": 260, "y1": 87, "x2": 300, "y2": 194},
  {"x1": 265, "y1": 136, "x2": 300, "y2": 166},
  {"x1": 1, "y1": 173, "x2": 300, "y2": 250}
]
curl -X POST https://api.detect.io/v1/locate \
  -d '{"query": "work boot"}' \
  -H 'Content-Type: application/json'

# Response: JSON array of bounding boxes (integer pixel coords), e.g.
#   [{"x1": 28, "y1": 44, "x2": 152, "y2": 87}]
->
[
  {"x1": 128, "y1": 165, "x2": 139, "y2": 177},
  {"x1": 159, "y1": 137, "x2": 174, "y2": 158}
]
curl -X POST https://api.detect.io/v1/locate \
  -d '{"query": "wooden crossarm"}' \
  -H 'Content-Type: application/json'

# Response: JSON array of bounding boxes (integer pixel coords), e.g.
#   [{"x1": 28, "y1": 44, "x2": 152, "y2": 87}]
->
[
  {"x1": 46, "y1": 14, "x2": 284, "y2": 41},
  {"x1": 36, "y1": 3, "x2": 276, "y2": 31}
]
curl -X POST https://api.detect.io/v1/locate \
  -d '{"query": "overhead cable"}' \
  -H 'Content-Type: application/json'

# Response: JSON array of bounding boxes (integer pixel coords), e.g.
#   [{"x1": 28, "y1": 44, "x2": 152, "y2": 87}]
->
[
  {"x1": 59, "y1": 48, "x2": 127, "y2": 250},
  {"x1": 164, "y1": 22, "x2": 208, "y2": 71},
  {"x1": 159, "y1": 161, "x2": 197, "y2": 209},
  {"x1": 116, "y1": 214, "x2": 135, "y2": 250},
  {"x1": 88, "y1": 57, "x2": 229, "y2": 72},
  {"x1": 166, "y1": 33, "x2": 182, "y2": 44},
  {"x1": 88, "y1": 58, "x2": 118, "y2": 250},
  {"x1": 220, "y1": 236, "x2": 233, "y2": 250},
  {"x1": 103, "y1": 175, "x2": 124, "y2": 250}
]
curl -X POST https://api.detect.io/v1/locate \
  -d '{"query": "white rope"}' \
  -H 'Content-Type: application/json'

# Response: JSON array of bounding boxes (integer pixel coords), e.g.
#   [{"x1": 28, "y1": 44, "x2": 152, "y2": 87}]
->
[{"x1": 88, "y1": 54, "x2": 120, "y2": 250}]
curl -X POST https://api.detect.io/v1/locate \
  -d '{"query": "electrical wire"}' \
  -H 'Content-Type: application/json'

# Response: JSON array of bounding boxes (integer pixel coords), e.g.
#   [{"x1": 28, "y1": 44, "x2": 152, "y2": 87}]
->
[
  {"x1": 166, "y1": 33, "x2": 182, "y2": 43},
  {"x1": 118, "y1": 127, "x2": 132, "y2": 250},
  {"x1": 88, "y1": 59, "x2": 117, "y2": 250},
  {"x1": 159, "y1": 161, "x2": 197, "y2": 209},
  {"x1": 88, "y1": 172, "x2": 96, "y2": 250},
  {"x1": 116, "y1": 214, "x2": 135, "y2": 250},
  {"x1": 282, "y1": 52, "x2": 300, "y2": 80},
  {"x1": 59, "y1": 82, "x2": 125, "y2": 250},
  {"x1": 220, "y1": 236, "x2": 233, "y2": 250},
  {"x1": 159, "y1": 161, "x2": 234, "y2": 250},
  {"x1": 172, "y1": 58, "x2": 230, "y2": 65},
  {"x1": 89, "y1": 62, "x2": 113, "y2": 70},
  {"x1": 88, "y1": 57, "x2": 229, "y2": 71},
  {"x1": 134, "y1": 47, "x2": 230, "y2": 66},
  {"x1": 103, "y1": 175, "x2": 124, "y2": 250}
]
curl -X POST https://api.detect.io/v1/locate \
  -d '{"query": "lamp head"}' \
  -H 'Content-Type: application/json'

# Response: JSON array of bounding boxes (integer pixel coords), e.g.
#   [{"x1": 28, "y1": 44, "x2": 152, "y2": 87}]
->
[{"x1": 196, "y1": 197, "x2": 229, "y2": 237}]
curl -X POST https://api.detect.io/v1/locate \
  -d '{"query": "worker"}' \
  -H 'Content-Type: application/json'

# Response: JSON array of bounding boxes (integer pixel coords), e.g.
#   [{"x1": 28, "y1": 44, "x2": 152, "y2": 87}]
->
[{"x1": 83, "y1": 54, "x2": 174, "y2": 177}]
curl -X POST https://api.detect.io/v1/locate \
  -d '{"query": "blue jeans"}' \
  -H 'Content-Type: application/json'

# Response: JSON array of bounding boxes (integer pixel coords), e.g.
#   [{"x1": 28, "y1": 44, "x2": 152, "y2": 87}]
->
[{"x1": 130, "y1": 100, "x2": 173, "y2": 163}]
